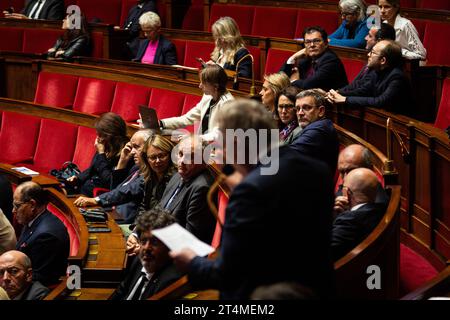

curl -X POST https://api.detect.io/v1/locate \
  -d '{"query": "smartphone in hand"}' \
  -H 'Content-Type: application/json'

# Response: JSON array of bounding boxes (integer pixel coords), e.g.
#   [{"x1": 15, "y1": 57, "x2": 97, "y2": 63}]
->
[{"x1": 196, "y1": 57, "x2": 207, "y2": 69}]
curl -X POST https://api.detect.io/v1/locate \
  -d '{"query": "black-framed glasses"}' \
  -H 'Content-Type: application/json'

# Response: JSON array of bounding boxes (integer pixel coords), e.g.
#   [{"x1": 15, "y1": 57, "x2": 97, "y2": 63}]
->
[{"x1": 304, "y1": 38, "x2": 323, "y2": 46}]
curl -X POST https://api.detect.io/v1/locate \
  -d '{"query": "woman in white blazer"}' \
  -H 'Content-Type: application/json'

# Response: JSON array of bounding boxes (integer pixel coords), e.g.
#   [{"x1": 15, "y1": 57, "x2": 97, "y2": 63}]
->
[{"x1": 160, "y1": 64, "x2": 234, "y2": 141}]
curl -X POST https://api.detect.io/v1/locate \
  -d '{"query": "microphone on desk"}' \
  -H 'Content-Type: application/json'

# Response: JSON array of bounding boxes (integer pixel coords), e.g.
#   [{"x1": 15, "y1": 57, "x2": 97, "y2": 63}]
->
[{"x1": 233, "y1": 53, "x2": 256, "y2": 96}]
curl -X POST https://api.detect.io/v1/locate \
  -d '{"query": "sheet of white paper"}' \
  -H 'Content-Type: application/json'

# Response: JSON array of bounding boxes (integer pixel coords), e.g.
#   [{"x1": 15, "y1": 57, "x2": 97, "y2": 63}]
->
[
  {"x1": 11, "y1": 167, "x2": 39, "y2": 176},
  {"x1": 151, "y1": 223, "x2": 214, "y2": 257}
]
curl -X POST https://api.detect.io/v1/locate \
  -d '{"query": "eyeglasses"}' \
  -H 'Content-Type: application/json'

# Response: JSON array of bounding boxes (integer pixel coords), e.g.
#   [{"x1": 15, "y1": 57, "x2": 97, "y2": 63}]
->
[
  {"x1": 304, "y1": 38, "x2": 323, "y2": 46},
  {"x1": 147, "y1": 153, "x2": 169, "y2": 162},
  {"x1": 278, "y1": 104, "x2": 295, "y2": 110},
  {"x1": 369, "y1": 49, "x2": 382, "y2": 57}
]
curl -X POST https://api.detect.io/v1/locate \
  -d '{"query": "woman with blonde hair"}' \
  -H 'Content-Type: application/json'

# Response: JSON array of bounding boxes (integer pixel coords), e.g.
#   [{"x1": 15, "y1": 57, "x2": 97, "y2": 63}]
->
[
  {"x1": 209, "y1": 16, "x2": 252, "y2": 79},
  {"x1": 259, "y1": 72, "x2": 291, "y2": 115}
]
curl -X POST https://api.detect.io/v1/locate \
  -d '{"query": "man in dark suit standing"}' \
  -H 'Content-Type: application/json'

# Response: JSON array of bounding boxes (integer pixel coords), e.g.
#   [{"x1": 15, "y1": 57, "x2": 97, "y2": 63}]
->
[
  {"x1": 110, "y1": 208, "x2": 183, "y2": 300},
  {"x1": 170, "y1": 100, "x2": 335, "y2": 299},
  {"x1": 0, "y1": 250, "x2": 49, "y2": 300},
  {"x1": 331, "y1": 168, "x2": 386, "y2": 261},
  {"x1": 13, "y1": 181, "x2": 69, "y2": 286},
  {"x1": 4, "y1": 0, "x2": 64, "y2": 20},
  {"x1": 280, "y1": 26, "x2": 348, "y2": 91}
]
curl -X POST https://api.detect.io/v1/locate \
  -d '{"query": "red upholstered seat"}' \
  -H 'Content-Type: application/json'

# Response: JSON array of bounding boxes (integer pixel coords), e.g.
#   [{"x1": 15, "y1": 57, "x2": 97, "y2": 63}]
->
[
  {"x1": 184, "y1": 40, "x2": 215, "y2": 68},
  {"x1": 247, "y1": 45, "x2": 261, "y2": 80},
  {"x1": 32, "y1": 119, "x2": 78, "y2": 173},
  {"x1": 182, "y1": 4, "x2": 204, "y2": 31},
  {"x1": 72, "y1": 126, "x2": 97, "y2": 172},
  {"x1": 341, "y1": 58, "x2": 366, "y2": 82},
  {"x1": 111, "y1": 82, "x2": 151, "y2": 122},
  {"x1": 7, "y1": 0, "x2": 25, "y2": 12},
  {"x1": 410, "y1": 19, "x2": 426, "y2": 41},
  {"x1": 0, "y1": 112, "x2": 41, "y2": 164},
  {"x1": 148, "y1": 88, "x2": 185, "y2": 119},
  {"x1": 171, "y1": 39, "x2": 186, "y2": 66},
  {"x1": 264, "y1": 48, "x2": 295, "y2": 75},
  {"x1": 208, "y1": 4, "x2": 255, "y2": 35},
  {"x1": 418, "y1": 0, "x2": 450, "y2": 10},
  {"x1": 34, "y1": 72, "x2": 79, "y2": 109},
  {"x1": 90, "y1": 31, "x2": 104, "y2": 58},
  {"x1": 47, "y1": 204, "x2": 79, "y2": 256},
  {"x1": 22, "y1": 29, "x2": 64, "y2": 54},
  {"x1": 295, "y1": 9, "x2": 339, "y2": 38},
  {"x1": 211, "y1": 189, "x2": 228, "y2": 249},
  {"x1": 434, "y1": 78, "x2": 450, "y2": 130},
  {"x1": 77, "y1": 0, "x2": 122, "y2": 25},
  {"x1": 73, "y1": 77, "x2": 116, "y2": 114},
  {"x1": 0, "y1": 27, "x2": 23, "y2": 51},
  {"x1": 252, "y1": 7, "x2": 297, "y2": 38},
  {"x1": 424, "y1": 22, "x2": 450, "y2": 65},
  {"x1": 182, "y1": 94, "x2": 202, "y2": 133}
]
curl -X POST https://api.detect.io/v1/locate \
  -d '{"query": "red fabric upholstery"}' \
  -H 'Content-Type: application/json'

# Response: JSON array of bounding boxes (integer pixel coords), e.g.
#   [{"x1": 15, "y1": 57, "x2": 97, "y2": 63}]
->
[
  {"x1": 90, "y1": 31, "x2": 104, "y2": 58},
  {"x1": 182, "y1": 94, "x2": 202, "y2": 133},
  {"x1": 34, "y1": 72, "x2": 79, "y2": 109},
  {"x1": 264, "y1": 48, "x2": 295, "y2": 75},
  {"x1": 184, "y1": 40, "x2": 215, "y2": 68},
  {"x1": 400, "y1": 0, "x2": 417, "y2": 8},
  {"x1": 295, "y1": 9, "x2": 339, "y2": 38},
  {"x1": 434, "y1": 78, "x2": 450, "y2": 130},
  {"x1": 77, "y1": 0, "x2": 122, "y2": 25},
  {"x1": 32, "y1": 119, "x2": 78, "y2": 173},
  {"x1": 72, "y1": 126, "x2": 97, "y2": 171},
  {"x1": 208, "y1": 4, "x2": 255, "y2": 35},
  {"x1": 182, "y1": 4, "x2": 204, "y2": 31},
  {"x1": 411, "y1": 18, "x2": 426, "y2": 41},
  {"x1": 6, "y1": 0, "x2": 25, "y2": 12},
  {"x1": 93, "y1": 187, "x2": 109, "y2": 197},
  {"x1": 247, "y1": 45, "x2": 261, "y2": 80},
  {"x1": 111, "y1": 82, "x2": 151, "y2": 122},
  {"x1": 341, "y1": 58, "x2": 366, "y2": 82},
  {"x1": 0, "y1": 27, "x2": 23, "y2": 51},
  {"x1": 148, "y1": 88, "x2": 185, "y2": 119},
  {"x1": 418, "y1": 0, "x2": 450, "y2": 10},
  {"x1": 211, "y1": 189, "x2": 228, "y2": 248},
  {"x1": 424, "y1": 21, "x2": 450, "y2": 65},
  {"x1": 73, "y1": 77, "x2": 116, "y2": 114},
  {"x1": 0, "y1": 112, "x2": 41, "y2": 164},
  {"x1": 47, "y1": 204, "x2": 79, "y2": 256},
  {"x1": 171, "y1": 39, "x2": 186, "y2": 66},
  {"x1": 252, "y1": 7, "x2": 297, "y2": 38},
  {"x1": 22, "y1": 29, "x2": 64, "y2": 54}
]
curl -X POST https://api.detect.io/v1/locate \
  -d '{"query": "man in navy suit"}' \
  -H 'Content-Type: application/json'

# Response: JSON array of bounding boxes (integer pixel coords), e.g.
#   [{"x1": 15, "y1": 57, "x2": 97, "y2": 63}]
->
[
  {"x1": 170, "y1": 99, "x2": 335, "y2": 299},
  {"x1": 331, "y1": 168, "x2": 386, "y2": 261},
  {"x1": 4, "y1": 0, "x2": 64, "y2": 20},
  {"x1": 290, "y1": 89, "x2": 340, "y2": 174},
  {"x1": 14, "y1": 182, "x2": 69, "y2": 286}
]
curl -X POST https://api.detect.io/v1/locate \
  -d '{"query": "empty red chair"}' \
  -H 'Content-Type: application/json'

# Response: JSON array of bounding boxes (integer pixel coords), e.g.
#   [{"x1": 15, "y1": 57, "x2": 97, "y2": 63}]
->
[
  {"x1": 0, "y1": 27, "x2": 23, "y2": 52},
  {"x1": 247, "y1": 45, "x2": 261, "y2": 80},
  {"x1": 31, "y1": 119, "x2": 78, "y2": 173},
  {"x1": 182, "y1": 3, "x2": 204, "y2": 31},
  {"x1": 418, "y1": 0, "x2": 450, "y2": 11},
  {"x1": 182, "y1": 94, "x2": 202, "y2": 133},
  {"x1": 295, "y1": 9, "x2": 339, "y2": 38},
  {"x1": 341, "y1": 58, "x2": 366, "y2": 82},
  {"x1": 0, "y1": 112, "x2": 41, "y2": 164},
  {"x1": 264, "y1": 48, "x2": 295, "y2": 75},
  {"x1": 208, "y1": 4, "x2": 255, "y2": 35},
  {"x1": 148, "y1": 88, "x2": 185, "y2": 119},
  {"x1": 171, "y1": 39, "x2": 186, "y2": 66},
  {"x1": 34, "y1": 72, "x2": 79, "y2": 109},
  {"x1": 410, "y1": 18, "x2": 426, "y2": 41},
  {"x1": 423, "y1": 21, "x2": 450, "y2": 65},
  {"x1": 72, "y1": 126, "x2": 97, "y2": 172},
  {"x1": 111, "y1": 82, "x2": 151, "y2": 122},
  {"x1": 77, "y1": 0, "x2": 122, "y2": 25},
  {"x1": 434, "y1": 78, "x2": 450, "y2": 130},
  {"x1": 22, "y1": 29, "x2": 64, "y2": 54},
  {"x1": 183, "y1": 40, "x2": 215, "y2": 68},
  {"x1": 252, "y1": 7, "x2": 297, "y2": 38},
  {"x1": 73, "y1": 77, "x2": 116, "y2": 114}
]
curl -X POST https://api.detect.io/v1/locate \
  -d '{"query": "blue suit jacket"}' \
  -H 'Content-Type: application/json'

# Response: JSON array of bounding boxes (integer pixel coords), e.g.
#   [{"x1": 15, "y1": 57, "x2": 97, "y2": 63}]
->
[
  {"x1": 290, "y1": 118, "x2": 340, "y2": 174},
  {"x1": 16, "y1": 210, "x2": 69, "y2": 286},
  {"x1": 188, "y1": 147, "x2": 335, "y2": 299},
  {"x1": 133, "y1": 35, "x2": 178, "y2": 65}
]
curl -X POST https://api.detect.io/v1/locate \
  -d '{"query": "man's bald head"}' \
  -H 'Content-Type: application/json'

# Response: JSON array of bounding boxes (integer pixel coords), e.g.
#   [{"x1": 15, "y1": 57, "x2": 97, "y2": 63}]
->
[
  {"x1": 338, "y1": 144, "x2": 372, "y2": 178},
  {"x1": 0, "y1": 250, "x2": 33, "y2": 299},
  {"x1": 0, "y1": 251, "x2": 31, "y2": 269},
  {"x1": 344, "y1": 168, "x2": 379, "y2": 205}
]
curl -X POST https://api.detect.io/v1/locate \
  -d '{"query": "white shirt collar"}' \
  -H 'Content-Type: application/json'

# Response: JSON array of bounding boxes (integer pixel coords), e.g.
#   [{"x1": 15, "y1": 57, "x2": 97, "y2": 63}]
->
[{"x1": 350, "y1": 203, "x2": 368, "y2": 211}]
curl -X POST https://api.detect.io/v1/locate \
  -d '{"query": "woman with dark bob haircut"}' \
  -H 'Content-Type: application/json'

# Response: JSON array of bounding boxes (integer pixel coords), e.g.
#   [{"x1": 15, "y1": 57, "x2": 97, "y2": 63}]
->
[
  {"x1": 275, "y1": 86, "x2": 302, "y2": 145},
  {"x1": 67, "y1": 112, "x2": 130, "y2": 196}
]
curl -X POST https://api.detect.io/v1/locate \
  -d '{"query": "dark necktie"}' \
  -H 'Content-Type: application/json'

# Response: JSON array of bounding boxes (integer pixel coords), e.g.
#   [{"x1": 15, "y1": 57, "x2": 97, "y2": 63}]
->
[
  {"x1": 29, "y1": 0, "x2": 43, "y2": 19},
  {"x1": 164, "y1": 181, "x2": 184, "y2": 210},
  {"x1": 128, "y1": 272, "x2": 149, "y2": 300},
  {"x1": 201, "y1": 99, "x2": 217, "y2": 135}
]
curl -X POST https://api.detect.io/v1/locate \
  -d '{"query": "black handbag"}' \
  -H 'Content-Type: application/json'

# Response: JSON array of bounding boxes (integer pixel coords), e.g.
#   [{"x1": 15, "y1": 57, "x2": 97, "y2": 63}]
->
[{"x1": 50, "y1": 161, "x2": 81, "y2": 195}]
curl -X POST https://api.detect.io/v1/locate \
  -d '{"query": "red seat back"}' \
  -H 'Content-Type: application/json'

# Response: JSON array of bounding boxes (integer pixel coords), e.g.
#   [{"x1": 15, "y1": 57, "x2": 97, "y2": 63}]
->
[
  {"x1": 423, "y1": 21, "x2": 450, "y2": 65},
  {"x1": 434, "y1": 78, "x2": 450, "y2": 130},
  {"x1": 47, "y1": 204, "x2": 79, "y2": 256},
  {"x1": 148, "y1": 88, "x2": 185, "y2": 119},
  {"x1": 184, "y1": 40, "x2": 215, "y2": 68},
  {"x1": 418, "y1": 0, "x2": 450, "y2": 10},
  {"x1": 295, "y1": 9, "x2": 339, "y2": 38},
  {"x1": 208, "y1": 4, "x2": 255, "y2": 35},
  {"x1": 90, "y1": 31, "x2": 104, "y2": 58},
  {"x1": 211, "y1": 189, "x2": 228, "y2": 249},
  {"x1": 182, "y1": 4, "x2": 204, "y2": 31},
  {"x1": 0, "y1": 112, "x2": 41, "y2": 164},
  {"x1": 77, "y1": 0, "x2": 122, "y2": 25},
  {"x1": 182, "y1": 94, "x2": 202, "y2": 133},
  {"x1": 72, "y1": 126, "x2": 97, "y2": 172},
  {"x1": 34, "y1": 72, "x2": 79, "y2": 109},
  {"x1": 22, "y1": 29, "x2": 64, "y2": 54},
  {"x1": 0, "y1": 27, "x2": 23, "y2": 51},
  {"x1": 33, "y1": 119, "x2": 78, "y2": 173},
  {"x1": 411, "y1": 18, "x2": 427, "y2": 41},
  {"x1": 171, "y1": 39, "x2": 186, "y2": 66},
  {"x1": 111, "y1": 82, "x2": 151, "y2": 122},
  {"x1": 264, "y1": 48, "x2": 295, "y2": 75},
  {"x1": 252, "y1": 7, "x2": 297, "y2": 38},
  {"x1": 247, "y1": 45, "x2": 261, "y2": 80},
  {"x1": 341, "y1": 58, "x2": 366, "y2": 83},
  {"x1": 73, "y1": 77, "x2": 116, "y2": 114}
]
